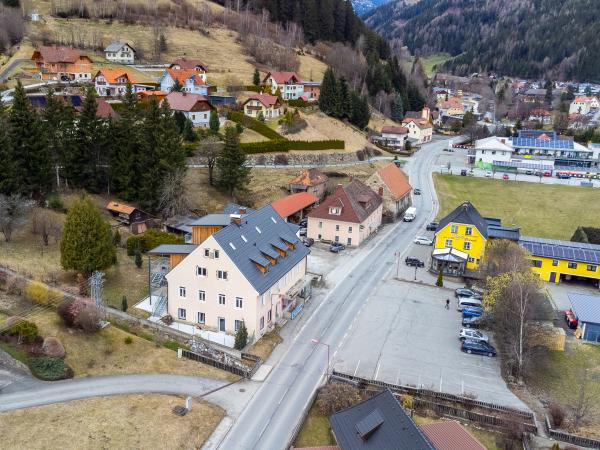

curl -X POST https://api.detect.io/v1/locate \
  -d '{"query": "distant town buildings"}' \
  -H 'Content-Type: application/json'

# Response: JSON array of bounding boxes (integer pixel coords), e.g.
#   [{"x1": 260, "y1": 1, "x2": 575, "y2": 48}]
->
[{"x1": 104, "y1": 42, "x2": 136, "y2": 64}]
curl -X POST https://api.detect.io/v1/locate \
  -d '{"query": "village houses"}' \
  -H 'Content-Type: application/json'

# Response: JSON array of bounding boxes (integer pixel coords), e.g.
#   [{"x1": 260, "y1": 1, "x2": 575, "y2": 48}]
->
[
  {"x1": 169, "y1": 57, "x2": 209, "y2": 80},
  {"x1": 161, "y1": 92, "x2": 212, "y2": 127},
  {"x1": 365, "y1": 163, "x2": 412, "y2": 219},
  {"x1": 263, "y1": 71, "x2": 304, "y2": 100},
  {"x1": 307, "y1": 179, "x2": 383, "y2": 247},
  {"x1": 402, "y1": 107, "x2": 433, "y2": 144},
  {"x1": 103, "y1": 42, "x2": 136, "y2": 64},
  {"x1": 31, "y1": 45, "x2": 93, "y2": 81},
  {"x1": 160, "y1": 69, "x2": 209, "y2": 96},
  {"x1": 93, "y1": 69, "x2": 152, "y2": 97},
  {"x1": 288, "y1": 168, "x2": 329, "y2": 200},
  {"x1": 243, "y1": 93, "x2": 282, "y2": 119},
  {"x1": 569, "y1": 96, "x2": 599, "y2": 115},
  {"x1": 377, "y1": 125, "x2": 408, "y2": 149}
]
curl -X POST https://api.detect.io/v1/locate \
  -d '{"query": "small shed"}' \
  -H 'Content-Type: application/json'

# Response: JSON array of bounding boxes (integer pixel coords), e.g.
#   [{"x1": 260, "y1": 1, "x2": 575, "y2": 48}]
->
[
  {"x1": 105, "y1": 201, "x2": 151, "y2": 228},
  {"x1": 271, "y1": 192, "x2": 318, "y2": 223},
  {"x1": 568, "y1": 293, "x2": 600, "y2": 342}
]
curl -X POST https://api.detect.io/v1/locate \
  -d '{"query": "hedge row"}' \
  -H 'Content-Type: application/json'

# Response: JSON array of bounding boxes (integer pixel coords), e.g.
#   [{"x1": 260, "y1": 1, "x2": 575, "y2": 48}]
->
[
  {"x1": 287, "y1": 99, "x2": 309, "y2": 108},
  {"x1": 240, "y1": 139, "x2": 345, "y2": 154},
  {"x1": 227, "y1": 111, "x2": 285, "y2": 141}
]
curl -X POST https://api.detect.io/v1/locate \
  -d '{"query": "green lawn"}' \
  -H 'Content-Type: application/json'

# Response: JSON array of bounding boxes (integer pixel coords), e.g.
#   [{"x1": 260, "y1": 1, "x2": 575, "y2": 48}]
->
[
  {"x1": 293, "y1": 405, "x2": 336, "y2": 447},
  {"x1": 421, "y1": 53, "x2": 453, "y2": 77},
  {"x1": 434, "y1": 174, "x2": 600, "y2": 240}
]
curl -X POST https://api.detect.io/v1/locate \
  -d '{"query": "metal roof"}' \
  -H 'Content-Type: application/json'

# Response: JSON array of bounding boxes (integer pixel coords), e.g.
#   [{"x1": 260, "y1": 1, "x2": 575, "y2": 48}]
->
[
  {"x1": 212, "y1": 205, "x2": 309, "y2": 295},
  {"x1": 148, "y1": 244, "x2": 197, "y2": 255},
  {"x1": 519, "y1": 236, "x2": 600, "y2": 264},
  {"x1": 330, "y1": 389, "x2": 435, "y2": 450},
  {"x1": 568, "y1": 293, "x2": 600, "y2": 324},
  {"x1": 223, "y1": 203, "x2": 254, "y2": 215},
  {"x1": 190, "y1": 214, "x2": 232, "y2": 227},
  {"x1": 488, "y1": 225, "x2": 520, "y2": 241},
  {"x1": 104, "y1": 42, "x2": 134, "y2": 52},
  {"x1": 437, "y1": 201, "x2": 489, "y2": 239}
]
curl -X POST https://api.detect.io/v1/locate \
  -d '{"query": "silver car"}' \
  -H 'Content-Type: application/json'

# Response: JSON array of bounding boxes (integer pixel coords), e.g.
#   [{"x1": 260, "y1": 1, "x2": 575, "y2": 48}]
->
[{"x1": 459, "y1": 328, "x2": 489, "y2": 343}]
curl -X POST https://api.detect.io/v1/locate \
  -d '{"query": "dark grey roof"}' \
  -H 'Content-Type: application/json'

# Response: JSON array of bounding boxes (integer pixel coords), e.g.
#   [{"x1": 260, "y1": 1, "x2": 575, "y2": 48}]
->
[
  {"x1": 212, "y1": 205, "x2": 310, "y2": 294},
  {"x1": 330, "y1": 389, "x2": 435, "y2": 450},
  {"x1": 568, "y1": 293, "x2": 600, "y2": 324},
  {"x1": 519, "y1": 236, "x2": 600, "y2": 264},
  {"x1": 190, "y1": 214, "x2": 232, "y2": 227},
  {"x1": 104, "y1": 41, "x2": 134, "y2": 52},
  {"x1": 223, "y1": 203, "x2": 254, "y2": 215},
  {"x1": 438, "y1": 201, "x2": 489, "y2": 239},
  {"x1": 488, "y1": 226, "x2": 520, "y2": 241},
  {"x1": 164, "y1": 215, "x2": 198, "y2": 234},
  {"x1": 148, "y1": 244, "x2": 197, "y2": 254},
  {"x1": 404, "y1": 111, "x2": 421, "y2": 119}
]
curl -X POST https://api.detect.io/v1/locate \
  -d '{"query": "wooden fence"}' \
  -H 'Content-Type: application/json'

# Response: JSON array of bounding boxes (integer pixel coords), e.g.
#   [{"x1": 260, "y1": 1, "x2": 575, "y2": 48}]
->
[{"x1": 545, "y1": 415, "x2": 600, "y2": 449}]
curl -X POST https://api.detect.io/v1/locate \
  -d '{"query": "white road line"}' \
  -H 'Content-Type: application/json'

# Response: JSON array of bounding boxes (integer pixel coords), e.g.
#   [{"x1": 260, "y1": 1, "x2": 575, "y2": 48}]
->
[
  {"x1": 353, "y1": 360, "x2": 361, "y2": 377},
  {"x1": 374, "y1": 361, "x2": 381, "y2": 380}
]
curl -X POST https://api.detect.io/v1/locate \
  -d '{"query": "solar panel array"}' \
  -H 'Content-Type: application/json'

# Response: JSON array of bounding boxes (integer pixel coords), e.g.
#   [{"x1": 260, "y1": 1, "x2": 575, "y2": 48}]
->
[
  {"x1": 519, "y1": 130, "x2": 557, "y2": 140},
  {"x1": 519, "y1": 236, "x2": 600, "y2": 264},
  {"x1": 512, "y1": 137, "x2": 574, "y2": 150}
]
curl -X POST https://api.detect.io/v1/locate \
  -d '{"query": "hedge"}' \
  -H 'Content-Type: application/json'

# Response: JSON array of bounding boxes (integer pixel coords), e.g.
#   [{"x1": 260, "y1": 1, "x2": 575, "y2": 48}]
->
[
  {"x1": 126, "y1": 229, "x2": 184, "y2": 256},
  {"x1": 28, "y1": 356, "x2": 73, "y2": 381},
  {"x1": 227, "y1": 111, "x2": 285, "y2": 140},
  {"x1": 287, "y1": 99, "x2": 309, "y2": 108},
  {"x1": 240, "y1": 139, "x2": 345, "y2": 154}
]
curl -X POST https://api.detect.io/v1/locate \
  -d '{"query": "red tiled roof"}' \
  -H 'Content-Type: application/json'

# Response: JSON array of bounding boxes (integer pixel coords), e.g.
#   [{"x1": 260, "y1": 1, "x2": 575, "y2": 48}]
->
[
  {"x1": 382, "y1": 125, "x2": 408, "y2": 135},
  {"x1": 171, "y1": 57, "x2": 208, "y2": 71},
  {"x1": 106, "y1": 201, "x2": 136, "y2": 215},
  {"x1": 265, "y1": 71, "x2": 300, "y2": 84},
  {"x1": 377, "y1": 163, "x2": 412, "y2": 201},
  {"x1": 537, "y1": 133, "x2": 552, "y2": 140},
  {"x1": 93, "y1": 68, "x2": 140, "y2": 84},
  {"x1": 162, "y1": 92, "x2": 209, "y2": 111},
  {"x1": 419, "y1": 421, "x2": 486, "y2": 450},
  {"x1": 245, "y1": 93, "x2": 280, "y2": 108},
  {"x1": 166, "y1": 68, "x2": 205, "y2": 86},
  {"x1": 308, "y1": 180, "x2": 382, "y2": 224},
  {"x1": 402, "y1": 118, "x2": 433, "y2": 129},
  {"x1": 32, "y1": 45, "x2": 87, "y2": 64},
  {"x1": 272, "y1": 192, "x2": 318, "y2": 218},
  {"x1": 289, "y1": 168, "x2": 328, "y2": 187},
  {"x1": 95, "y1": 99, "x2": 118, "y2": 119},
  {"x1": 530, "y1": 108, "x2": 551, "y2": 116}
]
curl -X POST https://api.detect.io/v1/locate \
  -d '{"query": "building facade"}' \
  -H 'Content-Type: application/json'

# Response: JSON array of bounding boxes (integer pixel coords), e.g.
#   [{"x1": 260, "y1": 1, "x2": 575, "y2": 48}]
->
[
  {"x1": 31, "y1": 46, "x2": 93, "y2": 81},
  {"x1": 162, "y1": 92, "x2": 212, "y2": 127},
  {"x1": 364, "y1": 163, "x2": 412, "y2": 219},
  {"x1": 160, "y1": 69, "x2": 208, "y2": 96},
  {"x1": 243, "y1": 94, "x2": 282, "y2": 119},
  {"x1": 104, "y1": 42, "x2": 136, "y2": 64},
  {"x1": 263, "y1": 71, "x2": 304, "y2": 100},
  {"x1": 93, "y1": 69, "x2": 151, "y2": 97}
]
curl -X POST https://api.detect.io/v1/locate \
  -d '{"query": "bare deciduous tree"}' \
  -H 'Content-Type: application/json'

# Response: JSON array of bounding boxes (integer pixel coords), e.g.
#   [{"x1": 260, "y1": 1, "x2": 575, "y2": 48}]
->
[
  {"x1": 197, "y1": 136, "x2": 223, "y2": 186},
  {"x1": 483, "y1": 239, "x2": 530, "y2": 278},
  {"x1": 31, "y1": 208, "x2": 63, "y2": 246},
  {"x1": 158, "y1": 168, "x2": 190, "y2": 220},
  {"x1": 0, "y1": 194, "x2": 34, "y2": 242}
]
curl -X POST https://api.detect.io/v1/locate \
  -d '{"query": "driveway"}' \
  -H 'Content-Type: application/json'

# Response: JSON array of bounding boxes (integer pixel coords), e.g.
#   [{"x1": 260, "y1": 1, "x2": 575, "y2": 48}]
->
[
  {"x1": 545, "y1": 280, "x2": 600, "y2": 311},
  {"x1": 0, "y1": 374, "x2": 229, "y2": 412},
  {"x1": 334, "y1": 278, "x2": 528, "y2": 409}
]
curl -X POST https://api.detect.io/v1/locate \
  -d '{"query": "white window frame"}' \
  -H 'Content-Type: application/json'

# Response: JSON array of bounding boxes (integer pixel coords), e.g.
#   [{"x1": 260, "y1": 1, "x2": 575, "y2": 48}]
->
[
  {"x1": 178, "y1": 308, "x2": 186, "y2": 320},
  {"x1": 235, "y1": 297, "x2": 243, "y2": 309},
  {"x1": 451, "y1": 225, "x2": 458, "y2": 233},
  {"x1": 217, "y1": 270, "x2": 228, "y2": 280},
  {"x1": 444, "y1": 239, "x2": 453, "y2": 247},
  {"x1": 214, "y1": 250, "x2": 220, "y2": 259},
  {"x1": 179, "y1": 286, "x2": 186, "y2": 298},
  {"x1": 198, "y1": 290, "x2": 206, "y2": 302},
  {"x1": 235, "y1": 320, "x2": 244, "y2": 332},
  {"x1": 465, "y1": 227, "x2": 473, "y2": 236},
  {"x1": 463, "y1": 241, "x2": 471, "y2": 250},
  {"x1": 218, "y1": 294, "x2": 226, "y2": 306},
  {"x1": 197, "y1": 312, "x2": 205, "y2": 324},
  {"x1": 196, "y1": 266, "x2": 207, "y2": 277}
]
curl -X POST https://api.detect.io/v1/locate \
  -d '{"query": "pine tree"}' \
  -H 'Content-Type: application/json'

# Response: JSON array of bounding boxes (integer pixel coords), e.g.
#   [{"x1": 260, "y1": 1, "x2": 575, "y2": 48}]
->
[
  {"x1": 8, "y1": 82, "x2": 51, "y2": 200},
  {"x1": 349, "y1": 92, "x2": 370, "y2": 130},
  {"x1": 253, "y1": 68, "x2": 261, "y2": 86},
  {"x1": 182, "y1": 119, "x2": 196, "y2": 142},
  {"x1": 335, "y1": 76, "x2": 350, "y2": 118},
  {"x1": 209, "y1": 109, "x2": 220, "y2": 134},
  {"x1": 60, "y1": 196, "x2": 116, "y2": 275},
  {"x1": 391, "y1": 94, "x2": 404, "y2": 122},
  {"x1": 173, "y1": 111, "x2": 187, "y2": 133},
  {"x1": 319, "y1": 67, "x2": 337, "y2": 115},
  {"x1": 134, "y1": 247, "x2": 143, "y2": 268},
  {"x1": 217, "y1": 127, "x2": 251, "y2": 197},
  {"x1": 170, "y1": 79, "x2": 183, "y2": 92},
  {"x1": 0, "y1": 96, "x2": 19, "y2": 195},
  {"x1": 234, "y1": 322, "x2": 248, "y2": 350},
  {"x1": 121, "y1": 295, "x2": 128, "y2": 312}
]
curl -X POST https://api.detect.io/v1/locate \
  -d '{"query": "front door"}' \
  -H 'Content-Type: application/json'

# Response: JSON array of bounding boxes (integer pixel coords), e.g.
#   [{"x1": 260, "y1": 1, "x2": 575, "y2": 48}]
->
[
  {"x1": 549, "y1": 272, "x2": 557, "y2": 283},
  {"x1": 218, "y1": 317, "x2": 225, "y2": 332}
]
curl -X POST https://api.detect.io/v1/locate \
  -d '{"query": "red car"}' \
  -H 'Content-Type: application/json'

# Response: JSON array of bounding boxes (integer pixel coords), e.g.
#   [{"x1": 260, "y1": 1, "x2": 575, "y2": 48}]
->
[
  {"x1": 502, "y1": 174, "x2": 509, "y2": 180},
  {"x1": 543, "y1": 171, "x2": 552, "y2": 177},
  {"x1": 565, "y1": 309, "x2": 578, "y2": 329}
]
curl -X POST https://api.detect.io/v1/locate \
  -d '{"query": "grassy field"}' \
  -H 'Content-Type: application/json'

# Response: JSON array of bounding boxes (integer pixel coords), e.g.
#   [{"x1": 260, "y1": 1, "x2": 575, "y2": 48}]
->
[
  {"x1": 421, "y1": 53, "x2": 452, "y2": 77},
  {"x1": 247, "y1": 327, "x2": 282, "y2": 362},
  {"x1": 0, "y1": 394, "x2": 224, "y2": 450},
  {"x1": 293, "y1": 404, "x2": 336, "y2": 447},
  {"x1": 434, "y1": 174, "x2": 600, "y2": 240}
]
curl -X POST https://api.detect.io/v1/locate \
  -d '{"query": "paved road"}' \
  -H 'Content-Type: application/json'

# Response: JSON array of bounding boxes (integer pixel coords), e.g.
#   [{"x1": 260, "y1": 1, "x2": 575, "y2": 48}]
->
[
  {"x1": 0, "y1": 58, "x2": 26, "y2": 83},
  {"x1": 216, "y1": 139, "x2": 446, "y2": 450},
  {"x1": 0, "y1": 374, "x2": 229, "y2": 412}
]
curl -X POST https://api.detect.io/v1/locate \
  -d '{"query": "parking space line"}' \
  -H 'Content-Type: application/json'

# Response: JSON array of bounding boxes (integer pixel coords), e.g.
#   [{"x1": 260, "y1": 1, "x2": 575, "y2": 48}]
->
[
  {"x1": 353, "y1": 360, "x2": 361, "y2": 377},
  {"x1": 374, "y1": 361, "x2": 381, "y2": 380}
]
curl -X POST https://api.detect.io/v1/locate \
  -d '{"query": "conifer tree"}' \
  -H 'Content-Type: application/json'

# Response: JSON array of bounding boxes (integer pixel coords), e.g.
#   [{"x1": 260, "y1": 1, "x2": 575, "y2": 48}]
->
[
  {"x1": 335, "y1": 76, "x2": 350, "y2": 118},
  {"x1": 209, "y1": 109, "x2": 220, "y2": 135},
  {"x1": 60, "y1": 196, "x2": 116, "y2": 275},
  {"x1": 217, "y1": 127, "x2": 251, "y2": 197},
  {"x1": 170, "y1": 79, "x2": 183, "y2": 92},
  {"x1": 0, "y1": 96, "x2": 19, "y2": 195},
  {"x1": 253, "y1": 68, "x2": 260, "y2": 86},
  {"x1": 182, "y1": 119, "x2": 196, "y2": 142},
  {"x1": 319, "y1": 67, "x2": 337, "y2": 115},
  {"x1": 391, "y1": 94, "x2": 404, "y2": 122},
  {"x1": 234, "y1": 322, "x2": 248, "y2": 350}
]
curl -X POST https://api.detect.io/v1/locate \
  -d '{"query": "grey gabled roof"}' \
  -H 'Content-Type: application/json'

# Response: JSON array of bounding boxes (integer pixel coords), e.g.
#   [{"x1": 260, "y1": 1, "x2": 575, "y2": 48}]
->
[
  {"x1": 568, "y1": 293, "x2": 600, "y2": 324},
  {"x1": 330, "y1": 389, "x2": 435, "y2": 450},
  {"x1": 438, "y1": 201, "x2": 489, "y2": 239},
  {"x1": 148, "y1": 244, "x2": 197, "y2": 255},
  {"x1": 212, "y1": 205, "x2": 310, "y2": 294},
  {"x1": 104, "y1": 41, "x2": 134, "y2": 52},
  {"x1": 190, "y1": 214, "x2": 232, "y2": 227},
  {"x1": 223, "y1": 203, "x2": 254, "y2": 215}
]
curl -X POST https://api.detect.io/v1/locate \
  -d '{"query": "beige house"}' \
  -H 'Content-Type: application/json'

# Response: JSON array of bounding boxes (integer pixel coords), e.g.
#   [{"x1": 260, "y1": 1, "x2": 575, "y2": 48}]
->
[
  {"x1": 153, "y1": 205, "x2": 310, "y2": 344},
  {"x1": 289, "y1": 168, "x2": 329, "y2": 200},
  {"x1": 243, "y1": 93, "x2": 282, "y2": 119},
  {"x1": 307, "y1": 179, "x2": 382, "y2": 246},
  {"x1": 402, "y1": 117, "x2": 433, "y2": 144},
  {"x1": 365, "y1": 163, "x2": 412, "y2": 219}
]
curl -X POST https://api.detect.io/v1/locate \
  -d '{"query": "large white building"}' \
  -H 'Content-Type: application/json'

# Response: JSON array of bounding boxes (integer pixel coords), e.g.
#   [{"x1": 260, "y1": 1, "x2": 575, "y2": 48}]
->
[{"x1": 104, "y1": 42, "x2": 136, "y2": 64}]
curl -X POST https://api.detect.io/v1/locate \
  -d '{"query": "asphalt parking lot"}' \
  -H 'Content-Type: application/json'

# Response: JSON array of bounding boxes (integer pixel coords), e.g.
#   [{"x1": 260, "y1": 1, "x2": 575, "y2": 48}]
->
[{"x1": 333, "y1": 278, "x2": 528, "y2": 409}]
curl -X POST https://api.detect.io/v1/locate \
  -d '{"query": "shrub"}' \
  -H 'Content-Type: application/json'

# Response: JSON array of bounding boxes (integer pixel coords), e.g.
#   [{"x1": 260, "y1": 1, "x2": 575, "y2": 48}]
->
[
  {"x1": 226, "y1": 111, "x2": 284, "y2": 140},
  {"x1": 163, "y1": 340, "x2": 180, "y2": 352},
  {"x1": 436, "y1": 270, "x2": 443, "y2": 287},
  {"x1": 28, "y1": 356, "x2": 73, "y2": 381},
  {"x1": 315, "y1": 383, "x2": 362, "y2": 415},
  {"x1": 356, "y1": 149, "x2": 365, "y2": 161},
  {"x1": 74, "y1": 304, "x2": 103, "y2": 333},
  {"x1": 121, "y1": 295, "x2": 128, "y2": 312},
  {"x1": 46, "y1": 193, "x2": 65, "y2": 211},
  {"x1": 112, "y1": 229, "x2": 121, "y2": 246},
  {"x1": 549, "y1": 403, "x2": 565, "y2": 427},
  {"x1": 400, "y1": 394, "x2": 413, "y2": 409},
  {"x1": 126, "y1": 229, "x2": 184, "y2": 256},
  {"x1": 134, "y1": 248, "x2": 143, "y2": 268},
  {"x1": 273, "y1": 154, "x2": 289, "y2": 165},
  {"x1": 58, "y1": 298, "x2": 92, "y2": 327},
  {"x1": 124, "y1": 336, "x2": 133, "y2": 345},
  {"x1": 161, "y1": 315, "x2": 173, "y2": 325},
  {"x1": 25, "y1": 281, "x2": 59, "y2": 306},
  {"x1": 287, "y1": 99, "x2": 309, "y2": 108},
  {"x1": 42, "y1": 337, "x2": 66, "y2": 358},
  {"x1": 4, "y1": 315, "x2": 25, "y2": 330},
  {"x1": 234, "y1": 322, "x2": 248, "y2": 350},
  {"x1": 10, "y1": 320, "x2": 39, "y2": 343}
]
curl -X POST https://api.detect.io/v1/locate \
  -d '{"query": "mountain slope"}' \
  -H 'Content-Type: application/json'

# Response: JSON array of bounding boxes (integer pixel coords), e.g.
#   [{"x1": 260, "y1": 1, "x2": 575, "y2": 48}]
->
[
  {"x1": 365, "y1": 0, "x2": 600, "y2": 82},
  {"x1": 352, "y1": 0, "x2": 392, "y2": 17}
]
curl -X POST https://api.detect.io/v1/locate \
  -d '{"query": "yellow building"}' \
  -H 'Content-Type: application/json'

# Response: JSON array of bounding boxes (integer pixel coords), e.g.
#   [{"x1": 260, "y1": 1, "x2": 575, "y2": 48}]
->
[
  {"x1": 432, "y1": 201, "x2": 520, "y2": 277},
  {"x1": 520, "y1": 236, "x2": 600, "y2": 284}
]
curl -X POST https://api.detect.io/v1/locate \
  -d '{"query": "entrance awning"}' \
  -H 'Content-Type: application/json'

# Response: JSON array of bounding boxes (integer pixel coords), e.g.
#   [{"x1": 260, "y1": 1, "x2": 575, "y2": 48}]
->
[{"x1": 432, "y1": 247, "x2": 468, "y2": 263}]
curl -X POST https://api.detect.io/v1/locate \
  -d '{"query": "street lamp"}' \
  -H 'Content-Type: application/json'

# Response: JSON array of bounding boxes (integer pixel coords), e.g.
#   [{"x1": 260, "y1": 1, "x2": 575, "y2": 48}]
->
[{"x1": 311, "y1": 339, "x2": 330, "y2": 376}]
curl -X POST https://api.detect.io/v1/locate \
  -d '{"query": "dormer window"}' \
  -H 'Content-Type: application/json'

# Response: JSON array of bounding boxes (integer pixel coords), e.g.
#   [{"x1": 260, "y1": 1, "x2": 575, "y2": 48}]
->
[{"x1": 329, "y1": 207, "x2": 341, "y2": 215}]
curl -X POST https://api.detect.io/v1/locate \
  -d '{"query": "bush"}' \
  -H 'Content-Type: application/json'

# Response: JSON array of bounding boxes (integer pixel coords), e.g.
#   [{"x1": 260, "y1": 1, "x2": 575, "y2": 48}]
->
[
  {"x1": 234, "y1": 322, "x2": 248, "y2": 350},
  {"x1": 58, "y1": 298, "x2": 92, "y2": 327},
  {"x1": 4, "y1": 315, "x2": 25, "y2": 330},
  {"x1": 124, "y1": 336, "x2": 133, "y2": 345},
  {"x1": 287, "y1": 99, "x2": 309, "y2": 108},
  {"x1": 549, "y1": 403, "x2": 565, "y2": 427},
  {"x1": 273, "y1": 154, "x2": 289, "y2": 165},
  {"x1": 240, "y1": 139, "x2": 345, "y2": 154},
  {"x1": 74, "y1": 304, "x2": 103, "y2": 333},
  {"x1": 25, "y1": 281, "x2": 60, "y2": 306},
  {"x1": 28, "y1": 356, "x2": 73, "y2": 381},
  {"x1": 163, "y1": 340, "x2": 179, "y2": 352},
  {"x1": 227, "y1": 111, "x2": 284, "y2": 140},
  {"x1": 112, "y1": 229, "x2": 121, "y2": 246},
  {"x1": 315, "y1": 383, "x2": 362, "y2": 415},
  {"x1": 42, "y1": 337, "x2": 66, "y2": 358},
  {"x1": 9, "y1": 320, "x2": 39, "y2": 343},
  {"x1": 46, "y1": 193, "x2": 65, "y2": 212},
  {"x1": 126, "y1": 229, "x2": 184, "y2": 256}
]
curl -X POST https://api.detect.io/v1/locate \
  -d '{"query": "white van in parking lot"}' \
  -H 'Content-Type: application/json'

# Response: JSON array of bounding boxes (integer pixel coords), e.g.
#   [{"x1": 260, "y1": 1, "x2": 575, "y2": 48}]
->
[{"x1": 457, "y1": 298, "x2": 482, "y2": 311}]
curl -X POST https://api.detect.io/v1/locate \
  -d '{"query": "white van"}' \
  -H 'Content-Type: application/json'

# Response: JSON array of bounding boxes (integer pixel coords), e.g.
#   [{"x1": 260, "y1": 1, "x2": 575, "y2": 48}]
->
[
  {"x1": 457, "y1": 298, "x2": 482, "y2": 311},
  {"x1": 403, "y1": 207, "x2": 417, "y2": 222}
]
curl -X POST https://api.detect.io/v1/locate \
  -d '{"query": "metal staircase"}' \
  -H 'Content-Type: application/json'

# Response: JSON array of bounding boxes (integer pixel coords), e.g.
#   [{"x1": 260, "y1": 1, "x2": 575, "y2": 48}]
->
[{"x1": 152, "y1": 295, "x2": 168, "y2": 318}]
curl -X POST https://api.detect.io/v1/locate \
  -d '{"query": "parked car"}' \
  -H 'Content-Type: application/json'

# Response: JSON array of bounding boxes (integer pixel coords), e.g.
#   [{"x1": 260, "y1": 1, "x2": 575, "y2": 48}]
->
[
  {"x1": 564, "y1": 309, "x2": 578, "y2": 329},
  {"x1": 485, "y1": 170, "x2": 493, "y2": 177},
  {"x1": 525, "y1": 170, "x2": 533, "y2": 175},
  {"x1": 299, "y1": 227, "x2": 307, "y2": 236},
  {"x1": 298, "y1": 219, "x2": 308, "y2": 228},
  {"x1": 462, "y1": 306, "x2": 483, "y2": 318},
  {"x1": 543, "y1": 171, "x2": 552, "y2": 177},
  {"x1": 329, "y1": 242, "x2": 345, "y2": 253},
  {"x1": 459, "y1": 328, "x2": 489, "y2": 343},
  {"x1": 462, "y1": 315, "x2": 483, "y2": 328},
  {"x1": 405, "y1": 257, "x2": 425, "y2": 267},
  {"x1": 461, "y1": 169, "x2": 467, "y2": 176},
  {"x1": 302, "y1": 237, "x2": 314, "y2": 247},
  {"x1": 468, "y1": 170, "x2": 475, "y2": 176},
  {"x1": 461, "y1": 339, "x2": 497, "y2": 357},
  {"x1": 426, "y1": 222, "x2": 439, "y2": 231},
  {"x1": 457, "y1": 298, "x2": 483, "y2": 311},
  {"x1": 455, "y1": 288, "x2": 482, "y2": 299},
  {"x1": 502, "y1": 174, "x2": 509, "y2": 180},
  {"x1": 413, "y1": 188, "x2": 422, "y2": 195},
  {"x1": 414, "y1": 236, "x2": 433, "y2": 245},
  {"x1": 558, "y1": 173, "x2": 570, "y2": 179}
]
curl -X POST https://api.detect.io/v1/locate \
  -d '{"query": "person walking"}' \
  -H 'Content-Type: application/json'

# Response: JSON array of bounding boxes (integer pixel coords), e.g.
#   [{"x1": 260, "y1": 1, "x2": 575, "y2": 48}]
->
[{"x1": 445, "y1": 298, "x2": 450, "y2": 309}]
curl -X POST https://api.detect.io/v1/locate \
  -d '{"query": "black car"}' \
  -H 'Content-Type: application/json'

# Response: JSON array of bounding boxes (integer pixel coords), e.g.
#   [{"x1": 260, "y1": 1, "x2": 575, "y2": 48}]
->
[
  {"x1": 405, "y1": 257, "x2": 425, "y2": 268},
  {"x1": 455, "y1": 288, "x2": 482, "y2": 299},
  {"x1": 461, "y1": 339, "x2": 497, "y2": 357},
  {"x1": 462, "y1": 315, "x2": 483, "y2": 328},
  {"x1": 460, "y1": 169, "x2": 467, "y2": 176},
  {"x1": 302, "y1": 237, "x2": 314, "y2": 247},
  {"x1": 413, "y1": 188, "x2": 422, "y2": 195},
  {"x1": 426, "y1": 222, "x2": 439, "y2": 231}
]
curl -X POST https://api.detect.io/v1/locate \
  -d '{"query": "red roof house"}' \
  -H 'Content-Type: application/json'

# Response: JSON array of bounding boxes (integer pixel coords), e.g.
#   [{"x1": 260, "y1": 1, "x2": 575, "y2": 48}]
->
[
  {"x1": 419, "y1": 421, "x2": 486, "y2": 450},
  {"x1": 31, "y1": 45, "x2": 93, "y2": 81},
  {"x1": 272, "y1": 192, "x2": 319, "y2": 222},
  {"x1": 170, "y1": 57, "x2": 209, "y2": 72}
]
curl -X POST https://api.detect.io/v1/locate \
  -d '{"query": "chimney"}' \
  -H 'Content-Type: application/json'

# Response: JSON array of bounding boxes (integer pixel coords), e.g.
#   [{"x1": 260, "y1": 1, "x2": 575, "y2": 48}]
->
[
  {"x1": 230, "y1": 214, "x2": 241, "y2": 226},
  {"x1": 239, "y1": 207, "x2": 247, "y2": 215},
  {"x1": 378, "y1": 187, "x2": 384, "y2": 196}
]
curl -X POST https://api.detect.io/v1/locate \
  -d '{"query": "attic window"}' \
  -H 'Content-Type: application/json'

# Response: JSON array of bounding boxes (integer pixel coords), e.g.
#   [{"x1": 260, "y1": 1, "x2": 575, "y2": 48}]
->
[
  {"x1": 271, "y1": 216, "x2": 277, "y2": 223},
  {"x1": 255, "y1": 226, "x2": 262, "y2": 233},
  {"x1": 229, "y1": 242, "x2": 236, "y2": 250},
  {"x1": 241, "y1": 235, "x2": 248, "y2": 243},
  {"x1": 329, "y1": 207, "x2": 341, "y2": 215}
]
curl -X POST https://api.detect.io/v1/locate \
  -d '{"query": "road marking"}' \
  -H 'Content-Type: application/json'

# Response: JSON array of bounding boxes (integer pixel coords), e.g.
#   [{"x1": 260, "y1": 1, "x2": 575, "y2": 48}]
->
[
  {"x1": 353, "y1": 360, "x2": 361, "y2": 377},
  {"x1": 374, "y1": 361, "x2": 381, "y2": 380}
]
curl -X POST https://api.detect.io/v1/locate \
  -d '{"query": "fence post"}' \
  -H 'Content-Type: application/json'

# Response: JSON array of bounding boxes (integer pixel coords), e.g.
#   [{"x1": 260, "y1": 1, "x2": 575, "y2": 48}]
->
[{"x1": 177, "y1": 348, "x2": 182, "y2": 358}]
